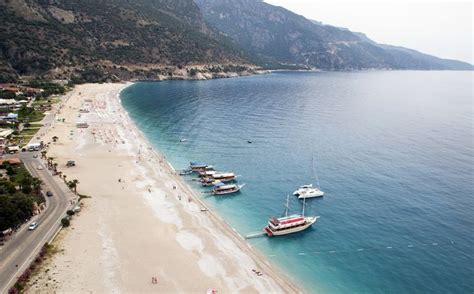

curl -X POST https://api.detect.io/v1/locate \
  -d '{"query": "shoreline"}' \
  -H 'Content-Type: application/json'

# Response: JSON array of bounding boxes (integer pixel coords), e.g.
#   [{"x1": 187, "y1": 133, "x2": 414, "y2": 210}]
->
[
  {"x1": 117, "y1": 82, "x2": 301, "y2": 292},
  {"x1": 26, "y1": 82, "x2": 300, "y2": 292}
]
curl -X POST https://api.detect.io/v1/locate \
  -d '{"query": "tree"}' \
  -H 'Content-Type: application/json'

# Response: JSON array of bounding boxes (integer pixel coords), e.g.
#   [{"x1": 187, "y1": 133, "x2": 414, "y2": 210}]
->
[
  {"x1": 40, "y1": 151, "x2": 47, "y2": 160},
  {"x1": 1, "y1": 181, "x2": 17, "y2": 194},
  {"x1": 68, "y1": 179, "x2": 79, "y2": 194},
  {"x1": 61, "y1": 217, "x2": 70, "y2": 227},
  {"x1": 6, "y1": 166, "x2": 15, "y2": 177},
  {"x1": 52, "y1": 136, "x2": 58, "y2": 142},
  {"x1": 47, "y1": 157, "x2": 54, "y2": 169},
  {"x1": 31, "y1": 177, "x2": 42, "y2": 196},
  {"x1": 0, "y1": 193, "x2": 35, "y2": 231},
  {"x1": 19, "y1": 176, "x2": 32, "y2": 194},
  {"x1": 53, "y1": 163, "x2": 58, "y2": 174}
]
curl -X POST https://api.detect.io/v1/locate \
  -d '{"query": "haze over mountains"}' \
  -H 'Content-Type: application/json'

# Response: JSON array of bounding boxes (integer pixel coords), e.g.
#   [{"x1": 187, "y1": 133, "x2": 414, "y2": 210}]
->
[
  {"x1": 196, "y1": 0, "x2": 473, "y2": 71},
  {"x1": 0, "y1": 0, "x2": 471, "y2": 82}
]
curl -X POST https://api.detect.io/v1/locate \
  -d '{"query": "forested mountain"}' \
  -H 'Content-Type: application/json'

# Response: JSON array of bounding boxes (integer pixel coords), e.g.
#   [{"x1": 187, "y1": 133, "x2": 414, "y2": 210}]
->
[
  {"x1": 0, "y1": 0, "x2": 471, "y2": 82},
  {"x1": 196, "y1": 0, "x2": 473, "y2": 70},
  {"x1": 0, "y1": 0, "x2": 249, "y2": 82}
]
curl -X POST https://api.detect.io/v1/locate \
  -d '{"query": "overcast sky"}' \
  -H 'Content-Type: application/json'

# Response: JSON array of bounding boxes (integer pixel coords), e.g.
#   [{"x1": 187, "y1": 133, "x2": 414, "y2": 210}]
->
[{"x1": 264, "y1": 1, "x2": 473, "y2": 64}]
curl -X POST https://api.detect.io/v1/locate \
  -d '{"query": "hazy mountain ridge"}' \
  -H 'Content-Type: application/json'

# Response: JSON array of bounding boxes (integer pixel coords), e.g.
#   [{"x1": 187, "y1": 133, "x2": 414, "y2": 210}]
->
[
  {"x1": 196, "y1": 0, "x2": 473, "y2": 70},
  {"x1": 0, "y1": 0, "x2": 471, "y2": 82},
  {"x1": 0, "y1": 0, "x2": 251, "y2": 82}
]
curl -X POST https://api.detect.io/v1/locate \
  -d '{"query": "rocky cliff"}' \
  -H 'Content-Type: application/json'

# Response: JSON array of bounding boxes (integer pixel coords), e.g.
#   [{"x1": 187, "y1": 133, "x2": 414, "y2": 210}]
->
[{"x1": 196, "y1": 0, "x2": 473, "y2": 70}]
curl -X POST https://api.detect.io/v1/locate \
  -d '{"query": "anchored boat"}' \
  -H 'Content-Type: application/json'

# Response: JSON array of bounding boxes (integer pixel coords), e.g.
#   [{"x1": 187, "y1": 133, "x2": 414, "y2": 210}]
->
[
  {"x1": 293, "y1": 156, "x2": 324, "y2": 199},
  {"x1": 179, "y1": 169, "x2": 193, "y2": 176},
  {"x1": 264, "y1": 195, "x2": 319, "y2": 236},
  {"x1": 198, "y1": 170, "x2": 216, "y2": 178},
  {"x1": 189, "y1": 162, "x2": 214, "y2": 172},
  {"x1": 210, "y1": 172, "x2": 237, "y2": 182},
  {"x1": 293, "y1": 184, "x2": 324, "y2": 198},
  {"x1": 212, "y1": 182, "x2": 245, "y2": 195},
  {"x1": 201, "y1": 178, "x2": 221, "y2": 187}
]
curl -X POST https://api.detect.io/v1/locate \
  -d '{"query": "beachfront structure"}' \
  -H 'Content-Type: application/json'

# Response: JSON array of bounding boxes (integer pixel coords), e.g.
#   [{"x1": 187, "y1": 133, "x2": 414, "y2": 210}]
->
[
  {"x1": 76, "y1": 122, "x2": 89, "y2": 128},
  {"x1": 0, "y1": 99, "x2": 18, "y2": 106},
  {"x1": 0, "y1": 129, "x2": 14, "y2": 139},
  {"x1": 0, "y1": 158, "x2": 21, "y2": 165}
]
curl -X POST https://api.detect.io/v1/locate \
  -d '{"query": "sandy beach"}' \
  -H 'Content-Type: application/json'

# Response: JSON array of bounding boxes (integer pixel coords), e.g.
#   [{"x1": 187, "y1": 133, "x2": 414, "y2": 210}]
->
[{"x1": 26, "y1": 83, "x2": 299, "y2": 293}]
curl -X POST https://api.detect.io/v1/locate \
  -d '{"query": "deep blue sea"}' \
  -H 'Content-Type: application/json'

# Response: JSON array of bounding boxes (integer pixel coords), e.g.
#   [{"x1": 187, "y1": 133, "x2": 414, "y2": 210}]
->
[{"x1": 121, "y1": 71, "x2": 473, "y2": 293}]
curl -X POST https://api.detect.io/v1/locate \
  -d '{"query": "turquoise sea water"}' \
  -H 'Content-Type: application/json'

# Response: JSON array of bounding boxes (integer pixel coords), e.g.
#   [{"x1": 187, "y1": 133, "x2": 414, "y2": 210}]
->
[{"x1": 121, "y1": 71, "x2": 473, "y2": 293}]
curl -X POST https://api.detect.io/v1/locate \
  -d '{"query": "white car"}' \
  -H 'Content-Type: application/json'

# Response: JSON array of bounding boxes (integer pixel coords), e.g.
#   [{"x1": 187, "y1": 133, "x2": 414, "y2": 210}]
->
[
  {"x1": 37, "y1": 165, "x2": 43, "y2": 170},
  {"x1": 28, "y1": 222, "x2": 39, "y2": 230}
]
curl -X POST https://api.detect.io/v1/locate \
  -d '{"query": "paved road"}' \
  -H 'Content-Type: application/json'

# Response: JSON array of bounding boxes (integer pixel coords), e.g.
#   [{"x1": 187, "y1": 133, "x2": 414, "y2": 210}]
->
[{"x1": 0, "y1": 152, "x2": 74, "y2": 293}]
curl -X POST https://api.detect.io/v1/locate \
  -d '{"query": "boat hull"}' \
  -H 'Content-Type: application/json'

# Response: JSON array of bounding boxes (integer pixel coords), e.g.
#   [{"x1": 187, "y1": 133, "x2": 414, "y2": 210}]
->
[
  {"x1": 212, "y1": 184, "x2": 245, "y2": 196},
  {"x1": 265, "y1": 216, "x2": 318, "y2": 236},
  {"x1": 298, "y1": 190, "x2": 324, "y2": 199}
]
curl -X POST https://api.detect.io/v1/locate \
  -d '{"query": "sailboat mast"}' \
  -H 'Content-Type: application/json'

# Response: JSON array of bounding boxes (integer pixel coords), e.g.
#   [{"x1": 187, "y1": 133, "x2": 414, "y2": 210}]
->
[
  {"x1": 302, "y1": 196, "x2": 306, "y2": 217},
  {"x1": 313, "y1": 154, "x2": 321, "y2": 190}
]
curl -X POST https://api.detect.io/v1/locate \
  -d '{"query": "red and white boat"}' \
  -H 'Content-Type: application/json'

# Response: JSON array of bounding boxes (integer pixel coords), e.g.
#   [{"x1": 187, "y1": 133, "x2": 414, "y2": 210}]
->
[{"x1": 264, "y1": 195, "x2": 319, "y2": 236}]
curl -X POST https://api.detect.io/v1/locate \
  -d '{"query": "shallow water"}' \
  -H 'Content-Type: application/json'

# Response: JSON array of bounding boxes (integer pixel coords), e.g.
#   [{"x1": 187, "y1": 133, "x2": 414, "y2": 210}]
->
[{"x1": 121, "y1": 71, "x2": 473, "y2": 293}]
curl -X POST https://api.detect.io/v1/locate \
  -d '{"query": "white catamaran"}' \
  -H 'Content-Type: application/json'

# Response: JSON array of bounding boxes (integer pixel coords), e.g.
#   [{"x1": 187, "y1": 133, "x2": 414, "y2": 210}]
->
[
  {"x1": 264, "y1": 195, "x2": 319, "y2": 236},
  {"x1": 293, "y1": 156, "x2": 324, "y2": 199}
]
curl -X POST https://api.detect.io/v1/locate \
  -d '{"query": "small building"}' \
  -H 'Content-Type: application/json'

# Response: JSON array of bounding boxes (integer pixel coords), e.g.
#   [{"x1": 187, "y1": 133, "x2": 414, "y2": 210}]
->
[
  {"x1": 0, "y1": 129, "x2": 14, "y2": 138},
  {"x1": 76, "y1": 122, "x2": 89, "y2": 128},
  {"x1": 0, "y1": 157, "x2": 21, "y2": 165},
  {"x1": 0, "y1": 83, "x2": 16, "y2": 90},
  {"x1": 0, "y1": 99, "x2": 17, "y2": 106},
  {"x1": 3, "y1": 87, "x2": 20, "y2": 94}
]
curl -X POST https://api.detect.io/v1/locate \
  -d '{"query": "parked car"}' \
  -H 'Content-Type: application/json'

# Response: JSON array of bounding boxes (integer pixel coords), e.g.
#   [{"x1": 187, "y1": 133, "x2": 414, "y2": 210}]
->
[
  {"x1": 46, "y1": 191, "x2": 53, "y2": 197},
  {"x1": 37, "y1": 165, "x2": 43, "y2": 170},
  {"x1": 28, "y1": 222, "x2": 38, "y2": 231}
]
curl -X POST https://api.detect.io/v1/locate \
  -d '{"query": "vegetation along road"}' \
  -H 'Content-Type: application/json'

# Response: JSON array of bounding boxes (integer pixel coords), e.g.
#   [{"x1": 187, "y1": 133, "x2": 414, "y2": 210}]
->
[{"x1": 0, "y1": 152, "x2": 74, "y2": 292}]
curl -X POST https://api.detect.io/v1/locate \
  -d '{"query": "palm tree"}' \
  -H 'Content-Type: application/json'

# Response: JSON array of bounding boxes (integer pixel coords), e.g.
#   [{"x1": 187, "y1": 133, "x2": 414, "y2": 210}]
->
[
  {"x1": 32, "y1": 177, "x2": 43, "y2": 195},
  {"x1": 68, "y1": 179, "x2": 79, "y2": 194},
  {"x1": 52, "y1": 136, "x2": 58, "y2": 142},
  {"x1": 53, "y1": 163, "x2": 58, "y2": 174},
  {"x1": 40, "y1": 151, "x2": 47, "y2": 160},
  {"x1": 63, "y1": 175, "x2": 67, "y2": 183},
  {"x1": 47, "y1": 157, "x2": 54, "y2": 169},
  {"x1": 72, "y1": 179, "x2": 79, "y2": 194}
]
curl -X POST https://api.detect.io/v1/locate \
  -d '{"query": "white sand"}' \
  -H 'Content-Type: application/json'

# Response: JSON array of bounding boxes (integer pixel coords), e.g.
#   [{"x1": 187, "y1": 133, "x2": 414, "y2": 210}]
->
[{"x1": 27, "y1": 83, "x2": 299, "y2": 293}]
